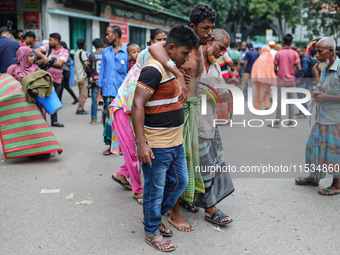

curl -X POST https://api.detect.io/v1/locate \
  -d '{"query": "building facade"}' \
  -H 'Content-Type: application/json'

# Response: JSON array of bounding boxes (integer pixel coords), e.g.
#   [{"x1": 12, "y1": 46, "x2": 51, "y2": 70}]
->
[{"x1": 0, "y1": 0, "x2": 188, "y2": 52}]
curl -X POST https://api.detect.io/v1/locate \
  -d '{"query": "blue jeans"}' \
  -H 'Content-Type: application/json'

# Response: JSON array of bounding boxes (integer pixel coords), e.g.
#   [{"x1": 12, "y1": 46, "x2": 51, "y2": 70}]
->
[
  {"x1": 297, "y1": 81, "x2": 309, "y2": 115},
  {"x1": 91, "y1": 86, "x2": 99, "y2": 120},
  {"x1": 143, "y1": 144, "x2": 188, "y2": 237}
]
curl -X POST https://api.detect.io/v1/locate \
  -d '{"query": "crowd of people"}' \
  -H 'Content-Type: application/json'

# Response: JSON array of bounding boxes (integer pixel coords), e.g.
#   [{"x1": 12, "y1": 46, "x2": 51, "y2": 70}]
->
[{"x1": 0, "y1": 3, "x2": 340, "y2": 252}]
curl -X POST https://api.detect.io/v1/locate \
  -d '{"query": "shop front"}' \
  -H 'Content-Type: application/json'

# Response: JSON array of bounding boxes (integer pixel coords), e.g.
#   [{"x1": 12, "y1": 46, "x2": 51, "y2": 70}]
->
[{"x1": 0, "y1": 0, "x2": 42, "y2": 43}]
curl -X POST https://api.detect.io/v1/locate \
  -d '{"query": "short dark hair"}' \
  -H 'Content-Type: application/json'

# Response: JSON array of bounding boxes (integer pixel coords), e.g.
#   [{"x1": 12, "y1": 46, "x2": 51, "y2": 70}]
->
[
  {"x1": 189, "y1": 4, "x2": 216, "y2": 26},
  {"x1": 165, "y1": 25, "x2": 200, "y2": 49},
  {"x1": 127, "y1": 43, "x2": 139, "y2": 53},
  {"x1": 0, "y1": 26, "x2": 9, "y2": 35},
  {"x1": 92, "y1": 38, "x2": 104, "y2": 49},
  {"x1": 297, "y1": 46, "x2": 306, "y2": 51},
  {"x1": 24, "y1": 31, "x2": 36, "y2": 40},
  {"x1": 49, "y1": 33, "x2": 61, "y2": 42},
  {"x1": 10, "y1": 29, "x2": 19, "y2": 39},
  {"x1": 283, "y1": 34, "x2": 293, "y2": 45},
  {"x1": 150, "y1": 28, "x2": 167, "y2": 41},
  {"x1": 76, "y1": 38, "x2": 86, "y2": 49},
  {"x1": 60, "y1": 41, "x2": 69, "y2": 51},
  {"x1": 230, "y1": 42, "x2": 237, "y2": 48},
  {"x1": 103, "y1": 38, "x2": 108, "y2": 45},
  {"x1": 107, "y1": 25, "x2": 122, "y2": 38},
  {"x1": 247, "y1": 43, "x2": 253, "y2": 49}
]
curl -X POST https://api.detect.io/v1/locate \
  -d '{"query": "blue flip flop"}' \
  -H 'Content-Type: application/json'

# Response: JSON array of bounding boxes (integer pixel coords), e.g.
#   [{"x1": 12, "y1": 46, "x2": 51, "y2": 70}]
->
[{"x1": 295, "y1": 177, "x2": 319, "y2": 186}]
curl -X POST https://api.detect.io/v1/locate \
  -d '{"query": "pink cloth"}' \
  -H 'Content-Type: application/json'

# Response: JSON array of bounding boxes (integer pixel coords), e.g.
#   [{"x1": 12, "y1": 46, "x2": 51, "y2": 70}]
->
[
  {"x1": 274, "y1": 46, "x2": 300, "y2": 86},
  {"x1": 114, "y1": 109, "x2": 143, "y2": 194},
  {"x1": 7, "y1": 47, "x2": 39, "y2": 82},
  {"x1": 40, "y1": 44, "x2": 69, "y2": 83}
]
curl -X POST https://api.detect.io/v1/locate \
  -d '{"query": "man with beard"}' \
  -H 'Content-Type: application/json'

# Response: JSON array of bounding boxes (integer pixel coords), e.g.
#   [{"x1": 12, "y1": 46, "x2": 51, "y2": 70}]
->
[
  {"x1": 295, "y1": 37, "x2": 340, "y2": 196},
  {"x1": 34, "y1": 33, "x2": 69, "y2": 127},
  {"x1": 97, "y1": 25, "x2": 129, "y2": 155},
  {"x1": 194, "y1": 29, "x2": 234, "y2": 225},
  {"x1": 149, "y1": 4, "x2": 234, "y2": 231}
]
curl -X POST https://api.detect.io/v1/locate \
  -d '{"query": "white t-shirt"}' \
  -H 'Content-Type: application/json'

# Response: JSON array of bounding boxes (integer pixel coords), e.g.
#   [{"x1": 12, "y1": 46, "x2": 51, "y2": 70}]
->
[
  {"x1": 270, "y1": 48, "x2": 277, "y2": 58},
  {"x1": 74, "y1": 49, "x2": 88, "y2": 82}
]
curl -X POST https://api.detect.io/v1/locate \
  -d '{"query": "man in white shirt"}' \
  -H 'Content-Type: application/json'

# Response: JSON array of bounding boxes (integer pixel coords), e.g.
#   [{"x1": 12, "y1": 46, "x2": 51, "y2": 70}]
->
[
  {"x1": 74, "y1": 38, "x2": 89, "y2": 115},
  {"x1": 269, "y1": 40, "x2": 277, "y2": 58}
]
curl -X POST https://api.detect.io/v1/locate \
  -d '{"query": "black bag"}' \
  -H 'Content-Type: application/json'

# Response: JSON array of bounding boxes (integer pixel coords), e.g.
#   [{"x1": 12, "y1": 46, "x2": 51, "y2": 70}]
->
[
  {"x1": 35, "y1": 47, "x2": 57, "y2": 70},
  {"x1": 79, "y1": 50, "x2": 92, "y2": 77}
]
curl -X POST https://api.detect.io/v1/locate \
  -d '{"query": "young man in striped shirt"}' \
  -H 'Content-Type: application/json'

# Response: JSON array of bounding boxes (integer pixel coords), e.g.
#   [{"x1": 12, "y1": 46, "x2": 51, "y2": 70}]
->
[{"x1": 132, "y1": 25, "x2": 199, "y2": 252}]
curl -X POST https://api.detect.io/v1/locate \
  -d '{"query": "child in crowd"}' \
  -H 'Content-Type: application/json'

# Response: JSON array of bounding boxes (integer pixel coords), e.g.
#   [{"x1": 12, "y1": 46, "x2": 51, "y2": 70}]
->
[{"x1": 127, "y1": 43, "x2": 141, "y2": 71}]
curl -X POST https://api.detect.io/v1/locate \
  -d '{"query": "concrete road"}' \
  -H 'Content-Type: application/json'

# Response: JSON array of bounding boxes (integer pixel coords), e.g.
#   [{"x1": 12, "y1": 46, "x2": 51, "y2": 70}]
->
[{"x1": 1, "y1": 86, "x2": 339, "y2": 255}]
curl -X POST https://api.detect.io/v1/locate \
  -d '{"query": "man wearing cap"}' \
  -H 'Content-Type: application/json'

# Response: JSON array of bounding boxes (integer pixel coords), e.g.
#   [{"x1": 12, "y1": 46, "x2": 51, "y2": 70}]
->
[{"x1": 269, "y1": 40, "x2": 277, "y2": 58}]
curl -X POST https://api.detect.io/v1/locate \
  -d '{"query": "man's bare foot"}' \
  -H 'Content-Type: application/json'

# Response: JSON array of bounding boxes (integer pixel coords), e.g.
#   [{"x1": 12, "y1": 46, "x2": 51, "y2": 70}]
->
[
  {"x1": 145, "y1": 234, "x2": 175, "y2": 252},
  {"x1": 295, "y1": 177, "x2": 319, "y2": 186},
  {"x1": 168, "y1": 215, "x2": 194, "y2": 232},
  {"x1": 205, "y1": 206, "x2": 232, "y2": 224},
  {"x1": 167, "y1": 202, "x2": 194, "y2": 232},
  {"x1": 112, "y1": 172, "x2": 131, "y2": 190}
]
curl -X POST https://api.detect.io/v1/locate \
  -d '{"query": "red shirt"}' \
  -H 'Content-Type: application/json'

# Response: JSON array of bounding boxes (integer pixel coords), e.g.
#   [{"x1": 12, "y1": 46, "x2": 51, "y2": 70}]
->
[
  {"x1": 274, "y1": 46, "x2": 300, "y2": 86},
  {"x1": 128, "y1": 60, "x2": 136, "y2": 71}
]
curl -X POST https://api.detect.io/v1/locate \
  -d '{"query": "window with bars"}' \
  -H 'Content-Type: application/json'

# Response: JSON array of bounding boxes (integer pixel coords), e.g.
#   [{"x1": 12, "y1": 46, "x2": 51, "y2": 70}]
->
[{"x1": 129, "y1": 26, "x2": 147, "y2": 50}]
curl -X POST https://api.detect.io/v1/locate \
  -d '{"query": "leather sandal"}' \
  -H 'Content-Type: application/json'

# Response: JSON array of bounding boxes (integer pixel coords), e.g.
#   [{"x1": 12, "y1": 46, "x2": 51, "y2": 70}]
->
[
  {"x1": 145, "y1": 234, "x2": 175, "y2": 252},
  {"x1": 159, "y1": 222, "x2": 172, "y2": 237}
]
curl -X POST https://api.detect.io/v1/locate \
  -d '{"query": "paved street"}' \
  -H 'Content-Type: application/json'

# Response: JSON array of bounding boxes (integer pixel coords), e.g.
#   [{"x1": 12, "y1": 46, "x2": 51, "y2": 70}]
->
[{"x1": 1, "y1": 86, "x2": 339, "y2": 255}]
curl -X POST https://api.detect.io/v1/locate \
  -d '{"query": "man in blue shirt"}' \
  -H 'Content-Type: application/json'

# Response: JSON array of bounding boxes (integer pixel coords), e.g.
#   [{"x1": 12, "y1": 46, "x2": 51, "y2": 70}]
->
[
  {"x1": 295, "y1": 46, "x2": 311, "y2": 118},
  {"x1": 97, "y1": 25, "x2": 129, "y2": 155},
  {"x1": 0, "y1": 27, "x2": 19, "y2": 74},
  {"x1": 240, "y1": 43, "x2": 259, "y2": 93}
]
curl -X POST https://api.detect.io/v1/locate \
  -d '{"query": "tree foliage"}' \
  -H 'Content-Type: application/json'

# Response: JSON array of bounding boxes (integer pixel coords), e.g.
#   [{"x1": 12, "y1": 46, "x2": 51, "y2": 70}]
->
[
  {"x1": 304, "y1": 0, "x2": 340, "y2": 39},
  {"x1": 138, "y1": 0, "x2": 231, "y2": 28},
  {"x1": 138, "y1": 0, "x2": 340, "y2": 41},
  {"x1": 249, "y1": 0, "x2": 304, "y2": 39}
]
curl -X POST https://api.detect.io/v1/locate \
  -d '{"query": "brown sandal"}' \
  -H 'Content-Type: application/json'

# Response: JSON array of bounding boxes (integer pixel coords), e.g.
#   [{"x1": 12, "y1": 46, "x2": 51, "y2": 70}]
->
[
  {"x1": 159, "y1": 222, "x2": 172, "y2": 237},
  {"x1": 145, "y1": 234, "x2": 175, "y2": 252},
  {"x1": 103, "y1": 148, "x2": 113, "y2": 156}
]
